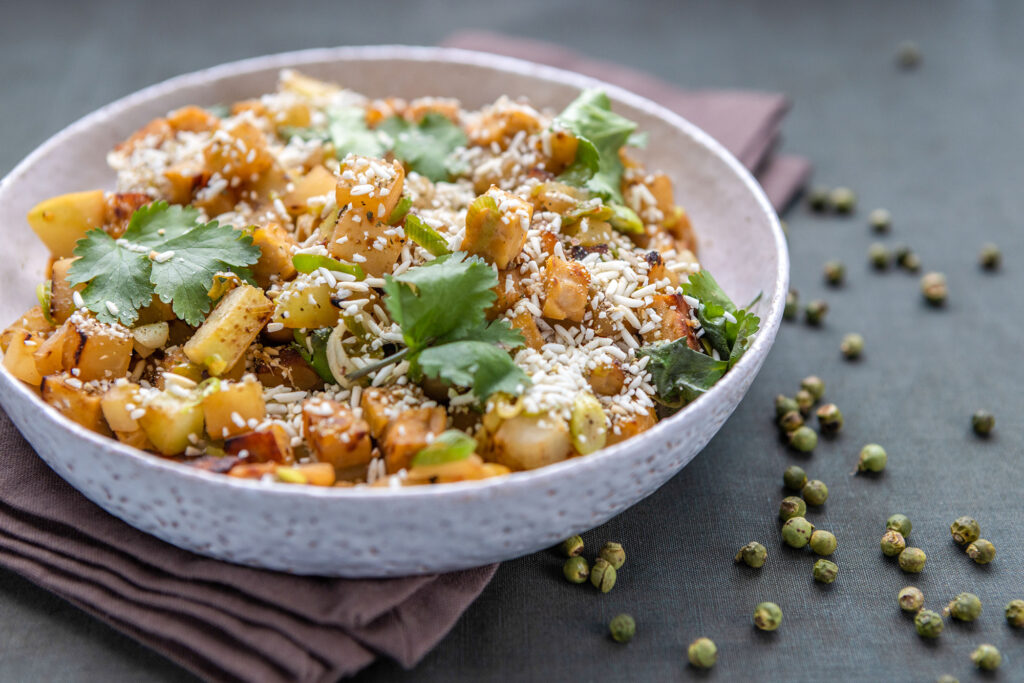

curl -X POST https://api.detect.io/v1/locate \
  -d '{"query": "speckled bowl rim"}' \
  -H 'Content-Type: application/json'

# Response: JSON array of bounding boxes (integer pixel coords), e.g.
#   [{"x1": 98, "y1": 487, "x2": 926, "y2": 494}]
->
[{"x1": 0, "y1": 45, "x2": 788, "y2": 501}]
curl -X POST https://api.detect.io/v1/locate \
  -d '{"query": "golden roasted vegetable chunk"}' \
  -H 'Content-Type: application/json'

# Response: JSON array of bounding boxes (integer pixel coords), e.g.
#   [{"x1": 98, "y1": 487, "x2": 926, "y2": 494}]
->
[
  {"x1": 334, "y1": 155, "x2": 405, "y2": 217},
  {"x1": 225, "y1": 424, "x2": 294, "y2": 464},
  {"x1": 270, "y1": 275, "x2": 339, "y2": 329},
  {"x1": 184, "y1": 285, "x2": 273, "y2": 375},
  {"x1": 467, "y1": 100, "x2": 541, "y2": 148},
  {"x1": 32, "y1": 320, "x2": 74, "y2": 377},
  {"x1": 202, "y1": 379, "x2": 266, "y2": 440},
  {"x1": 509, "y1": 311, "x2": 543, "y2": 351},
  {"x1": 61, "y1": 314, "x2": 134, "y2": 382},
  {"x1": 283, "y1": 165, "x2": 336, "y2": 214},
  {"x1": 100, "y1": 381, "x2": 143, "y2": 432},
  {"x1": 250, "y1": 222, "x2": 298, "y2": 288},
  {"x1": 2, "y1": 330, "x2": 43, "y2": 385},
  {"x1": 588, "y1": 362, "x2": 626, "y2": 396},
  {"x1": 329, "y1": 156, "x2": 406, "y2": 277},
  {"x1": 252, "y1": 346, "x2": 324, "y2": 391},
  {"x1": 490, "y1": 414, "x2": 572, "y2": 471},
  {"x1": 41, "y1": 373, "x2": 109, "y2": 434},
  {"x1": 203, "y1": 120, "x2": 273, "y2": 181},
  {"x1": 166, "y1": 105, "x2": 220, "y2": 133},
  {"x1": 302, "y1": 398, "x2": 372, "y2": 471},
  {"x1": 49, "y1": 257, "x2": 83, "y2": 324},
  {"x1": 606, "y1": 407, "x2": 658, "y2": 446},
  {"x1": 359, "y1": 387, "x2": 396, "y2": 439},
  {"x1": 27, "y1": 190, "x2": 106, "y2": 258},
  {"x1": 645, "y1": 292, "x2": 700, "y2": 349},
  {"x1": 137, "y1": 391, "x2": 205, "y2": 456},
  {"x1": 461, "y1": 187, "x2": 532, "y2": 269},
  {"x1": 381, "y1": 406, "x2": 447, "y2": 474},
  {"x1": 541, "y1": 256, "x2": 591, "y2": 323}
]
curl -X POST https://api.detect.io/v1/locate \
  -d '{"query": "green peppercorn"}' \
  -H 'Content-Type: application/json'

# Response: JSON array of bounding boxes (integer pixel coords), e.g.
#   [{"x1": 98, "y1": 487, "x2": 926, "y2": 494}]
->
[
  {"x1": 813, "y1": 559, "x2": 838, "y2": 584},
  {"x1": 868, "y1": 208, "x2": 892, "y2": 233},
  {"x1": 886, "y1": 513, "x2": 912, "y2": 538},
  {"x1": 609, "y1": 613, "x2": 635, "y2": 643},
  {"x1": 945, "y1": 592, "x2": 982, "y2": 622},
  {"x1": 966, "y1": 539, "x2": 995, "y2": 565},
  {"x1": 921, "y1": 272, "x2": 947, "y2": 306},
  {"x1": 823, "y1": 260, "x2": 845, "y2": 286},
  {"x1": 807, "y1": 186, "x2": 830, "y2": 212},
  {"x1": 950, "y1": 516, "x2": 980, "y2": 546},
  {"x1": 830, "y1": 187, "x2": 857, "y2": 214},
  {"x1": 800, "y1": 375, "x2": 825, "y2": 401},
  {"x1": 563, "y1": 556, "x2": 589, "y2": 583},
  {"x1": 897, "y1": 41, "x2": 922, "y2": 69},
  {"x1": 788, "y1": 426, "x2": 818, "y2": 453},
  {"x1": 599, "y1": 542, "x2": 626, "y2": 570},
  {"x1": 840, "y1": 333, "x2": 864, "y2": 360},
  {"x1": 869, "y1": 242, "x2": 891, "y2": 270},
  {"x1": 781, "y1": 517, "x2": 815, "y2": 548},
  {"x1": 775, "y1": 394, "x2": 799, "y2": 418},
  {"x1": 735, "y1": 541, "x2": 768, "y2": 568},
  {"x1": 914, "y1": 609, "x2": 943, "y2": 638},
  {"x1": 687, "y1": 637, "x2": 718, "y2": 668},
  {"x1": 899, "y1": 547, "x2": 927, "y2": 573},
  {"x1": 783, "y1": 465, "x2": 807, "y2": 492},
  {"x1": 590, "y1": 558, "x2": 616, "y2": 592},
  {"x1": 802, "y1": 479, "x2": 829, "y2": 506},
  {"x1": 779, "y1": 496, "x2": 807, "y2": 521},
  {"x1": 858, "y1": 444, "x2": 888, "y2": 473},
  {"x1": 971, "y1": 411, "x2": 994, "y2": 436},
  {"x1": 561, "y1": 535, "x2": 584, "y2": 557},
  {"x1": 753, "y1": 602, "x2": 783, "y2": 631},
  {"x1": 979, "y1": 243, "x2": 1001, "y2": 271},
  {"x1": 898, "y1": 586, "x2": 924, "y2": 612},
  {"x1": 804, "y1": 299, "x2": 829, "y2": 326},
  {"x1": 795, "y1": 389, "x2": 815, "y2": 416},
  {"x1": 901, "y1": 251, "x2": 921, "y2": 272},
  {"x1": 784, "y1": 289, "x2": 799, "y2": 321},
  {"x1": 816, "y1": 403, "x2": 843, "y2": 434},
  {"x1": 778, "y1": 410, "x2": 805, "y2": 433},
  {"x1": 1005, "y1": 599, "x2": 1024, "y2": 627},
  {"x1": 809, "y1": 530, "x2": 837, "y2": 556},
  {"x1": 881, "y1": 530, "x2": 907, "y2": 557},
  {"x1": 970, "y1": 644, "x2": 1001, "y2": 671}
]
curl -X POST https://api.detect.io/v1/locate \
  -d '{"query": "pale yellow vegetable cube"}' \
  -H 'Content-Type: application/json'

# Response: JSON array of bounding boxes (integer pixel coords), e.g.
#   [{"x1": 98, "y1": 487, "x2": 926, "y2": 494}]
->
[
  {"x1": 2, "y1": 330, "x2": 43, "y2": 385},
  {"x1": 202, "y1": 379, "x2": 266, "y2": 440},
  {"x1": 27, "y1": 190, "x2": 106, "y2": 258},
  {"x1": 101, "y1": 381, "x2": 143, "y2": 432},
  {"x1": 184, "y1": 285, "x2": 273, "y2": 376},
  {"x1": 270, "y1": 275, "x2": 339, "y2": 329},
  {"x1": 137, "y1": 392, "x2": 204, "y2": 456},
  {"x1": 461, "y1": 187, "x2": 532, "y2": 269},
  {"x1": 40, "y1": 373, "x2": 109, "y2": 435},
  {"x1": 490, "y1": 414, "x2": 571, "y2": 471}
]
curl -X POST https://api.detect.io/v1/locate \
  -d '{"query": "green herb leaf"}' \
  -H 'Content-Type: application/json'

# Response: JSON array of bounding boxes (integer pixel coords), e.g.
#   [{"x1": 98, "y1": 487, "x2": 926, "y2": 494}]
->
[
  {"x1": 411, "y1": 429, "x2": 477, "y2": 466},
  {"x1": 403, "y1": 214, "x2": 450, "y2": 257},
  {"x1": 67, "y1": 229, "x2": 153, "y2": 326},
  {"x1": 293, "y1": 328, "x2": 335, "y2": 383},
  {"x1": 327, "y1": 106, "x2": 386, "y2": 158},
  {"x1": 728, "y1": 310, "x2": 760, "y2": 368},
  {"x1": 380, "y1": 113, "x2": 468, "y2": 182},
  {"x1": 387, "y1": 196, "x2": 413, "y2": 225},
  {"x1": 418, "y1": 340, "x2": 530, "y2": 399},
  {"x1": 555, "y1": 90, "x2": 638, "y2": 203},
  {"x1": 638, "y1": 338, "x2": 729, "y2": 407},
  {"x1": 291, "y1": 253, "x2": 365, "y2": 279}
]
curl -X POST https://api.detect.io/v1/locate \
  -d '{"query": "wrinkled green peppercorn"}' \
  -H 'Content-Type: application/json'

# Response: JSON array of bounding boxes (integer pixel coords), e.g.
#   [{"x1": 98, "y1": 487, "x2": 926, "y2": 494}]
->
[
  {"x1": 753, "y1": 602, "x2": 783, "y2": 631},
  {"x1": 590, "y1": 558, "x2": 617, "y2": 592},
  {"x1": 813, "y1": 559, "x2": 838, "y2": 584},
  {"x1": 824, "y1": 260, "x2": 845, "y2": 286},
  {"x1": 788, "y1": 426, "x2": 818, "y2": 453},
  {"x1": 805, "y1": 299, "x2": 829, "y2": 326},
  {"x1": 816, "y1": 403, "x2": 843, "y2": 434},
  {"x1": 687, "y1": 637, "x2": 718, "y2": 668},
  {"x1": 800, "y1": 376, "x2": 825, "y2": 401},
  {"x1": 868, "y1": 208, "x2": 892, "y2": 233},
  {"x1": 899, "y1": 547, "x2": 927, "y2": 573},
  {"x1": 775, "y1": 394, "x2": 799, "y2": 418},
  {"x1": 783, "y1": 465, "x2": 808, "y2": 492},
  {"x1": 779, "y1": 410, "x2": 805, "y2": 432},
  {"x1": 784, "y1": 289, "x2": 799, "y2": 321},
  {"x1": 561, "y1": 535, "x2": 584, "y2": 557},
  {"x1": 971, "y1": 411, "x2": 994, "y2": 436},
  {"x1": 802, "y1": 479, "x2": 829, "y2": 506},
  {"x1": 840, "y1": 333, "x2": 864, "y2": 360},
  {"x1": 1005, "y1": 599, "x2": 1024, "y2": 627},
  {"x1": 901, "y1": 251, "x2": 922, "y2": 272},
  {"x1": 807, "y1": 187, "x2": 830, "y2": 212},
  {"x1": 966, "y1": 539, "x2": 996, "y2": 565},
  {"x1": 869, "y1": 242, "x2": 891, "y2": 270},
  {"x1": 897, "y1": 41, "x2": 922, "y2": 69},
  {"x1": 881, "y1": 530, "x2": 907, "y2": 557},
  {"x1": 921, "y1": 272, "x2": 947, "y2": 306},
  {"x1": 779, "y1": 496, "x2": 807, "y2": 521},
  {"x1": 886, "y1": 513, "x2": 912, "y2": 538},
  {"x1": 830, "y1": 187, "x2": 857, "y2": 214},
  {"x1": 914, "y1": 609, "x2": 944, "y2": 638},
  {"x1": 795, "y1": 389, "x2": 815, "y2": 416},
  {"x1": 950, "y1": 517, "x2": 980, "y2": 546},
  {"x1": 898, "y1": 586, "x2": 924, "y2": 612},
  {"x1": 609, "y1": 613, "x2": 635, "y2": 643},
  {"x1": 979, "y1": 243, "x2": 1001, "y2": 271},
  {"x1": 970, "y1": 644, "x2": 1001, "y2": 671},
  {"x1": 781, "y1": 517, "x2": 815, "y2": 548},
  {"x1": 599, "y1": 542, "x2": 626, "y2": 570},
  {"x1": 945, "y1": 593, "x2": 982, "y2": 622},
  {"x1": 735, "y1": 542, "x2": 768, "y2": 568},
  {"x1": 563, "y1": 556, "x2": 589, "y2": 583},
  {"x1": 809, "y1": 530, "x2": 837, "y2": 556},
  {"x1": 858, "y1": 443, "x2": 888, "y2": 473}
]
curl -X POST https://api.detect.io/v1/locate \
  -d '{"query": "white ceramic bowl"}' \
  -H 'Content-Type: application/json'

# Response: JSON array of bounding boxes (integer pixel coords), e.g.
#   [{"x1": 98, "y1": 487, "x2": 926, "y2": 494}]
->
[{"x1": 0, "y1": 46, "x2": 787, "y2": 576}]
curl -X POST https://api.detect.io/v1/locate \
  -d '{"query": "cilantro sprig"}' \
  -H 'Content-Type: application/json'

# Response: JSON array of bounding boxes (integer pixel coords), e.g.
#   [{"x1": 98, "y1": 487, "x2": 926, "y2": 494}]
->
[
  {"x1": 555, "y1": 89, "x2": 639, "y2": 203},
  {"x1": 638, "y1": 270, "x2": 760, "y2": 408},
  {"x1": 67, "y1": 202, "x2": 261, "y2": 326},
  {"x1": 346, "y1": 252, "x2": 529, "y2": 399}
]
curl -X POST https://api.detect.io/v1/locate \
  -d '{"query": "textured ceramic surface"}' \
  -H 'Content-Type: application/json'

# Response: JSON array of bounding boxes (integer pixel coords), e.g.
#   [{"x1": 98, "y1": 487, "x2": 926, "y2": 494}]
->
[{"x1": 0, "y1": 46, "x2": 787, "y2": 577}]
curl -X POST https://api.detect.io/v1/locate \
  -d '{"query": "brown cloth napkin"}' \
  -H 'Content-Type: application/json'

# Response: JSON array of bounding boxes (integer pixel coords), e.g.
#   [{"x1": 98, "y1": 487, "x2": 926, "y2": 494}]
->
[
  {"x1": 0, "y1": 407, "x2": 496, "y2": 682},
  {"x1": 442, "y1": 31, "x2": 811, "y2": 211}
]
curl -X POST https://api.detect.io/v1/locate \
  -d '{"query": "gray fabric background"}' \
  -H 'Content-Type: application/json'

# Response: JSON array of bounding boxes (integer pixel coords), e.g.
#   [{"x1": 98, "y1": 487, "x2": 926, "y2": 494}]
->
[{"x1": 1, "y1": 1, "x2": 1022, "y2": 681}]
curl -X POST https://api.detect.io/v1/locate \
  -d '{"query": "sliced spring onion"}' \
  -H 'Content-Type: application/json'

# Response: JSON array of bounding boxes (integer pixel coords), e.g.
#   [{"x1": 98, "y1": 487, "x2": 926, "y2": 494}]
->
[
  {"x1": 387, "y1": 195, "x2": 413, "y2": 225},
  {"x1": 36, "y1": 281, "x2": 54, "y2": 324},
  {"x1": 291, "y1": 253, "x2": 365, "y2": 280},
  {"x1": 608, "y1": 204, "x2": 644, "y2": 234},
  {"x1": 411, "y1": 429, "x2": 477, "y2": 466},
  {"x1": 404, "y1": 214, "x2": 450, "y2": 257}
]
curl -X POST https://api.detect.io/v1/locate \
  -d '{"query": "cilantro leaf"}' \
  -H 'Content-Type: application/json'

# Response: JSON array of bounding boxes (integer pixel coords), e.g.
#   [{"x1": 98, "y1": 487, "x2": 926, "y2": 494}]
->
[
  {"x1": 293, "y1": 328, "x2": 334, "y2": 383},
  {"x1": 680, "y1": 270, "x2": 738, "y2": 314},
  {"x1": 380, "y1": 113, "x2": 468, "y2": 182},
  {"x1": 555, "y1": 90, "x2": 638, "y2": 202},
  {"x1": 419, "y1": 340, "x2": 529, "y2": 399},
  {"x1": 728, "y1": 310, "x2": 760, "y2": 368},
  {"x1": 638, "y1": 338, "x2": 729, "y2": 407},
  {"x1": 121, "y1": 203, "x2": 201, "y2": 247},
  {"x1": 68, "y1": 229, "x2": 152, "y2": 325},
  {"x1": 327, "y1": 106, "x2": 385, "y2": 158}
]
